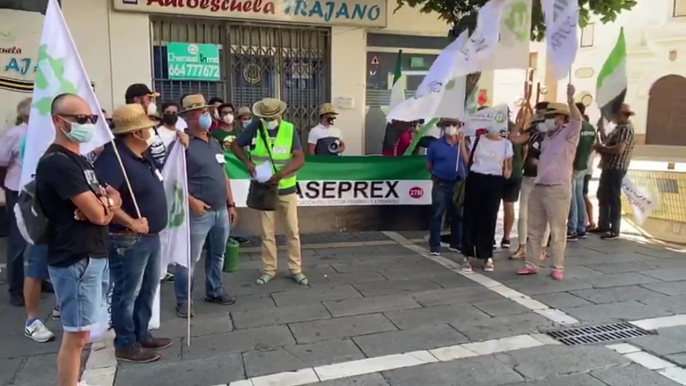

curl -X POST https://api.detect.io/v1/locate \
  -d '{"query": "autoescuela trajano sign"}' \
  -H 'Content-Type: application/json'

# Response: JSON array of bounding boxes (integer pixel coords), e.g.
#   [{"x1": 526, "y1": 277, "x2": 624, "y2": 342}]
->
[{"x1": 114, "y1": 0, "x2": 387, "y2": 28}]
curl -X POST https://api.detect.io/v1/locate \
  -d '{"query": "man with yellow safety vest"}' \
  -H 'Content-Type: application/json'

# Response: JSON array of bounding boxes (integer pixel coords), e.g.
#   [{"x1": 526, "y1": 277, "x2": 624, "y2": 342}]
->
[{"x1": 231, "y1": 98, "x2": 307, "y2": 286}]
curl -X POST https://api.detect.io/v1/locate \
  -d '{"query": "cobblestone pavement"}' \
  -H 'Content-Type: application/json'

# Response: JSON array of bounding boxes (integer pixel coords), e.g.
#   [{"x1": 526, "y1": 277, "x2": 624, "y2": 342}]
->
[{"x1": 2, "y1": 231, "x2": 686, "y2": 386}]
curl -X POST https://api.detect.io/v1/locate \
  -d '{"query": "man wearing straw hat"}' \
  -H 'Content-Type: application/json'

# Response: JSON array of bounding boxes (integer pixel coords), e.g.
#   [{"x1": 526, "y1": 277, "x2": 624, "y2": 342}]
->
[
  {"x1": 231, "y1": 98, "x2": 307, "y2": 286},
  {"x1": 174, "y1": 94, "x2": 238, "y2": 318},
  {"x1": 94, "y1": 104, "x2": 173, "y2": 363}
]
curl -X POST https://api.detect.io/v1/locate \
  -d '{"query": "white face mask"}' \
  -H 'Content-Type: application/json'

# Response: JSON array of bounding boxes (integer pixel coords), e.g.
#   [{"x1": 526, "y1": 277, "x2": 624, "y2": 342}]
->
[
  {"x1": 536, "y1": 122, "x2": 548, "y2": 133},
  {"x1": 223, "y1": 113, "x2": 234, "y2": 125},
  {"x1": 146, "y1": 102, "x2": 157, "y2": 116},
  {"x1": 445, "y1": 125, "x2": 458, "y2": 136},
  {"x1": 143, "y1": 127, "x2": 156, "y2": 147},
  {"x1": 262, "y1": 119, "x2": 279, "y2": 130},
  {"x1": 544, "y1": 118, "x2": 557, "y2": 132}
]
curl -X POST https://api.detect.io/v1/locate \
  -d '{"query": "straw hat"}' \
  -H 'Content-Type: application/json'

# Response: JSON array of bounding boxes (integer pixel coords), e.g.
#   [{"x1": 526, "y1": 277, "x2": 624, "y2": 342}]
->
[
  {"x1": 319, "y1": 103, "x2": 338, "y2": 116},
  {"x1": 252, "y1": 98, "x2": 287, "y2": 119},
  {"x1": 181, "y1": 94, "x2": 209, "y2": 113},
  {"x1": 111, "y1": 104, "x2": 157, "y2": 135},
  {"x1": 545, "y1": 102, "x2": 570, "y2": 117}
]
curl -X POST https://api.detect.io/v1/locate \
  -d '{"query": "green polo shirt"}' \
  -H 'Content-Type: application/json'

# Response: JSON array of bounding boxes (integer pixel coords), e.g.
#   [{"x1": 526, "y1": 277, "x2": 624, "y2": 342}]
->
[{"x1": 573, "y1": 121, "x2": 596, "y2": 171}]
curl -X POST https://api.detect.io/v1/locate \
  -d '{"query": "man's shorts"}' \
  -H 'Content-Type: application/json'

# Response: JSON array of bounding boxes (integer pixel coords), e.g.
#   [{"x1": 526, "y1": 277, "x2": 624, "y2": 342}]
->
[
  {"x1": 48, "y1": 257, "x2": 109, "y2": 332},
  {"x1": 26, "y1": 244, "x2": 49, "y2": 280},
  {"x1": 502, "y1": 177, "x2": 523, "y2": 203}
]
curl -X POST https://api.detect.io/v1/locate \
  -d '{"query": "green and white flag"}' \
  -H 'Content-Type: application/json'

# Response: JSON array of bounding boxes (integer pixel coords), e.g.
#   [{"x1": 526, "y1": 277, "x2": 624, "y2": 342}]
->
[
  {"x1": 151, "y1": 141, "x2": 191, "y2": 330},
  {"x1": 596, "y1": 28, "x2": 627, "y2": 122},
  {"x1": 225, "y1": 153, "x2": 432, "y2": 206},
  {"x1": 21, "y1": 0, "x2": 112, "y2": 187},
  {"x1": 387, "y1": 50, "x2": 405, "y2": 114},
  {"x1": 489, "y1": 0, "x2": 532, "y2": 69}
]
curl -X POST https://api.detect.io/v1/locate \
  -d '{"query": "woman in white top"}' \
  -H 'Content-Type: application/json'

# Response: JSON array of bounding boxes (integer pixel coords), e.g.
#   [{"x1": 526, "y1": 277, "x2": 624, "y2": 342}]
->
[{"x1": 459, "y1": 127, "x2": 513, "y2": 273}]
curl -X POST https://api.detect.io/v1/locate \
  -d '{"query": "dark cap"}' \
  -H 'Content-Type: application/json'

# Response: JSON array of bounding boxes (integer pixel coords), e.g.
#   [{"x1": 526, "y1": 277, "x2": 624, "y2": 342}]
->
[{"x1": 125, "y1": 84, "x2": 159, "y2": 101}]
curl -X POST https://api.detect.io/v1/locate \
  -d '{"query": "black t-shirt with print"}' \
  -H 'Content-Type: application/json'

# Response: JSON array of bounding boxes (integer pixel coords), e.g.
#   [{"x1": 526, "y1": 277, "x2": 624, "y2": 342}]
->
[
  {"x1": 35, "y1": 144, "x2": 109, "y2": 267},
  {"x1": 523, "y1": 126, "x2": 545, "y2": 178}
]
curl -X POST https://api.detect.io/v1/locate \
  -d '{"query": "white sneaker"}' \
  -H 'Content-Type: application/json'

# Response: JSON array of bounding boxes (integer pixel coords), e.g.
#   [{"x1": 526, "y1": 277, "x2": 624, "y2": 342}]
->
[
  {"x1": 430, "y1": 251, "x2": 440, "y2": 256},
  {"x1": 25, "y1": 319, "x2": 55, "y2": 343},
  {"x1": 484, "y1": 258, "x2": 495, "y2": 272}
]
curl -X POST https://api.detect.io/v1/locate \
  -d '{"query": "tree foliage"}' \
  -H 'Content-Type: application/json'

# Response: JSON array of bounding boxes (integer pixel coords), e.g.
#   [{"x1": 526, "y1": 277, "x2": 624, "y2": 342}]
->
[{"x1": 394, "y1": 0, "x2": 637, "y2": 40}]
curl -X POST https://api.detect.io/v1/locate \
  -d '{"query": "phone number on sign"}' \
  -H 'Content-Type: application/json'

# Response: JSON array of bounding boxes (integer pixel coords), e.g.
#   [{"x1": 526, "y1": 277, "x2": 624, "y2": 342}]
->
[{"x1": 168, "y1": 64, "x2": 220, "y2": 79}]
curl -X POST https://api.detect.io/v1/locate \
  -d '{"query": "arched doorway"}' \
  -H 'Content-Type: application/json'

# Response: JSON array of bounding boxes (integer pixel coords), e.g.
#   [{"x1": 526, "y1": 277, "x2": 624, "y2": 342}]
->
[{"x1": 647, "y1": 74, "x2": 686, "y2": 146}]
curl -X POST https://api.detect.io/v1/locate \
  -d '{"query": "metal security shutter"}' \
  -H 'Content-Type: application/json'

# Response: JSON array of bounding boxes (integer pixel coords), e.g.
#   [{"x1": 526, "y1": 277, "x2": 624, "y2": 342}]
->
[{"x1": 150, "y1": 18, "x2": 330, "y2": 134}]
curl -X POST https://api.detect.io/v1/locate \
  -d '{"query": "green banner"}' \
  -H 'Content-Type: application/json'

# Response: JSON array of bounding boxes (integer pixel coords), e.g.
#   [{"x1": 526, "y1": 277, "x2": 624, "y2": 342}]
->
[{"x1": 224, "y1": 153, "x2": 432, "y2": 206}]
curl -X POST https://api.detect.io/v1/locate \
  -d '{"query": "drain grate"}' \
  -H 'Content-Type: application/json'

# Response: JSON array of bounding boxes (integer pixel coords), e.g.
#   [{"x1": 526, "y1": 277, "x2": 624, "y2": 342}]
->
[{"x1": 546, "y1": 322, "x2": 654, "y2": 346}]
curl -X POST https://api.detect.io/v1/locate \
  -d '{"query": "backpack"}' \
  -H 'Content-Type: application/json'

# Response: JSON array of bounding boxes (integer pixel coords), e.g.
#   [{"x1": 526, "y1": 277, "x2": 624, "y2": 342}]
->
[{"x1": 15, "y1": 152, "x2": 66, "y2": 245}]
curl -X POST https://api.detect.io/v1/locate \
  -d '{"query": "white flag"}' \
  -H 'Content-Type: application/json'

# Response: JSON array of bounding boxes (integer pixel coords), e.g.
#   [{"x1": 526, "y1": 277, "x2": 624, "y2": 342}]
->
[
  {"x1": 464, "y1": 104, "x2": 510, "y2": 137},
  {"x1": 160, "y1": 141, "x2": 191, "y2": 270},
  {"x1": 543, "y1": 0, "x2": 579, "y2": 79},
  {"x1": 20, "y1": 0, "x2": 112, "y2": 188},
  {"x1": 622, "y1": 177, "x2": 657, "y2": 225},
  {"x1": 489, "y1": 0, "x2": 533, "y2": 70},
  {"x1": 452, "y1": 0, "x2": 509, "y2": 77},
  {"x1": 386, "y1": 32, "x2": 468, "y2": 123}
]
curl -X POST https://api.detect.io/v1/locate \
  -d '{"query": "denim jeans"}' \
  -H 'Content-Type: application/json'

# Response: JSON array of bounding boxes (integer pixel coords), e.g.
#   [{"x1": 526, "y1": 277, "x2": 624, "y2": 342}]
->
[
  {"x1": 568, "y1": 171, "x2": 587, "y2": 235},
  {"x1": 109, "y1": 234, "x2": 161, "y2": 350},
  {"x1": 174, "y1": 209, "x2": 230, "y2": 305},
  {"x1": 429, "y1": 180, "x2": 463, "y2": 253},
  {"x1": 598, "y1": 169, "x2": 626, "y2": 234},
  {"x1": 4, "y1": 189, "x2": 26, "y2": 299}
]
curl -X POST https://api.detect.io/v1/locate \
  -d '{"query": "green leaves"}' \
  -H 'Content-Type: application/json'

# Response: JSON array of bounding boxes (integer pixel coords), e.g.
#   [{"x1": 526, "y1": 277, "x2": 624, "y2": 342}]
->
[{"x1": 395, "y1": 0, "x2": 637, "y2": 41}]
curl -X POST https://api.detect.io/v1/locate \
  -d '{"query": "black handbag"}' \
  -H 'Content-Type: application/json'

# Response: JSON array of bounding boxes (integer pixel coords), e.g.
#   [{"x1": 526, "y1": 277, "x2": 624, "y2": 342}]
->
[
  {"x1": 453, "y1": 135, "x2": 480, "y2": 208},
  {"x1": 246, "y1": 124, "x2": 279, "y2": 211}
]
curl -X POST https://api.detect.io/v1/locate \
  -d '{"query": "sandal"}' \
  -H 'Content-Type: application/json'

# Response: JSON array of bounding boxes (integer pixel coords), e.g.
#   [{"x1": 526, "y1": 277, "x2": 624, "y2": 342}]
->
[
  {"x1": 292, "y1": 273, "x2": 309, "y2": 286},
  {"x1": 256, "y1": 274, "x2": 274, "y2": 286}
]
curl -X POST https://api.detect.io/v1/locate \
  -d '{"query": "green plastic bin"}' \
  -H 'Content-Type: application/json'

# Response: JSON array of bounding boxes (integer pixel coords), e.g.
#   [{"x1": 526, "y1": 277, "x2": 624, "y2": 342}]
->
[{"x1": 223, "y1": 238, "x2": 240, "y2": 272}]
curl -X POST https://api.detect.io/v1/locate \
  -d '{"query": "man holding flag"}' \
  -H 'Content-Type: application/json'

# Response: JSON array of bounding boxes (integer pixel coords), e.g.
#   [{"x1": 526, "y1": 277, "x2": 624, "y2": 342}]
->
[{"x1": 95, "y1": 104, "x2": 173, "y2": 363}]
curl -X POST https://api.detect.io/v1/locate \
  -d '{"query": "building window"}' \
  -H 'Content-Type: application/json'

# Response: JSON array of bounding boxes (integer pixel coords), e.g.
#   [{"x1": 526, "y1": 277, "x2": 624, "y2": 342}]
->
[
  {"x1": 580, "y1": 23, "x2": 595, "y2": 47},
  {"x1": 675, "y1": 0, "x2": 686, "y2": 16}
]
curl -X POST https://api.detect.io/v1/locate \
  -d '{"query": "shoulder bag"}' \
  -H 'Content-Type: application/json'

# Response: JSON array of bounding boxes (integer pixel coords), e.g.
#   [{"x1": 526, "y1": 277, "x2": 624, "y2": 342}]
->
[
  {"x1": 453, "y1": 135, "x2": 480, "y2": 208},
  {"x1": 246, "y1": 124, "x2": 280, "y2": 211}
]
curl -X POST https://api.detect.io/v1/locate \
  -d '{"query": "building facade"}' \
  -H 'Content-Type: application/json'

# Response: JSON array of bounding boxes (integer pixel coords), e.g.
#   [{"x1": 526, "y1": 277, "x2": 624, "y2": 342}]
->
[{"x1": 0, "y1": 0, "x2": 451, "y2": 155}]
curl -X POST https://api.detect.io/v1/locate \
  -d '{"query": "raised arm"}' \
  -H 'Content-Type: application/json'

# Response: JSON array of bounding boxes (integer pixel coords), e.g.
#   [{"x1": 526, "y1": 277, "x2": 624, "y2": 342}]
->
[{"x1": 567, "y1": 84, "x2": 581, "y2": 122}]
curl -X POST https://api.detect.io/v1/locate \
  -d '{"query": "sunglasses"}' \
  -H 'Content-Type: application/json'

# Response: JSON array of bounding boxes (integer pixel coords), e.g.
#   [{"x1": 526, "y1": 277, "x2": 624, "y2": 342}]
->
[{"x1": 59, "y1": 114, "x2": 99, "y2": 124}]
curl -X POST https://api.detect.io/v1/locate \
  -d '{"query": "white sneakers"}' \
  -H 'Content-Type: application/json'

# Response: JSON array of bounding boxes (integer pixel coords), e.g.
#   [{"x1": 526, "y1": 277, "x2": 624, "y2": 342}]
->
[{"x1": 25, "y1": 319, "x2": 55, "y2": 343}]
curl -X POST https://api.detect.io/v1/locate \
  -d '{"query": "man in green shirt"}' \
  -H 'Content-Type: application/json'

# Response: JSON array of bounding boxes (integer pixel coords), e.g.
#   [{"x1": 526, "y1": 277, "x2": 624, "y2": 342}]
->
[
  {"x1": 499, "y1": 121, "x2": 524, "y2": 250},
  {"x1": 212, "y1": 103, "x2": 242, "y2": 150},
  {"x1": 567, "y1": 103, "x2": 596, "y2": 240}
]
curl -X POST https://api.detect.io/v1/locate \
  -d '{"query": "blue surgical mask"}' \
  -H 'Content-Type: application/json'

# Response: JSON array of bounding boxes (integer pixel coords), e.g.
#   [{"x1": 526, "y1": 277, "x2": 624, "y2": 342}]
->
[
  {"x1": 199, "y1": 112, "x2": 212, "y2": 131},
  {"x1": 61, "y1": 121, "x2": 94, "y2": 143}
]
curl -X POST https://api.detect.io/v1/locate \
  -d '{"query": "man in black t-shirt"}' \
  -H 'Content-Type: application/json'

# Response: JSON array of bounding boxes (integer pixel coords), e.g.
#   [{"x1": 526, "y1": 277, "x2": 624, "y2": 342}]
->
[
  {"x1": 95, "y1": 104, "x2": 172, "y2": 363},
  {"x1": 36, "y1": 94, "x2": 122, "y2": 386}
]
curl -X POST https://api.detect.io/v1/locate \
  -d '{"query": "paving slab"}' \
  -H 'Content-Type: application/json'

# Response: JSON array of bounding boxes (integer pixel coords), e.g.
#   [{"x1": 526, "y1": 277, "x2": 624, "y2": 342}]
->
[
  {"x1": 289, "y1": 314, "x2": 397, "y2": 344},
  {"x1": 378, "y1": 265, "x2": 452, "y2": 281},
  {"x1": 12, "y1": 354, "x2": 58, "y2": 385},
  {"x1": 232, "y1": 303, "x2": 331, "y2": 329},
  {"x1": 305, "y1": 374, "x2": 390, "y2": 386},
  {"x1": 473, "y1": 299, "x2": 530, "y2": 317},
  {"x1": 450, "y1": 313, "x2": 556, "y2": 342},
  {"x1": 638, "y1": 295, "x2": 686, "y2": 314},
  {"x1": 0, "y1": 357, "x2": 22, "y2": 385},
  {"x1": 585, "y1": 261, "x2": 657, "y2": 274},
  {"x1": 570, "y1": 286, "x2": 667, "y2": 305},
  {"x1": 642, "y1": 281, "x2": 686, "y2": 296},
  {"x1": 330, "y1": 260, "x2": 438, "y2": 274},
  {"x1": 114, "y1": 352, "x2": 244, "y2": 386},
  {"x1": 323, "y1": 294, "x2": 421, "y2": 317},
  {"x1": 428, "y1": 273, "x2": 485, "y2": 289},
  {"x1": 535, "y1": 293, "x2": 593, "y2": 309},
  {"x1": 181, "y1": 325, "x2": 296, "y2": 359},
  {"x1": 591, "y1": 363, "x2": 682, "y2": 386},
  {"x1": 577, "y1": 272, "x2": 661, "y2": 288},
  {"x1": 496, "y1": 345, "x2": 628, "y2": 380},
  {"x1": 666, "y1": 353, "x2": 686, "y2": 366},
  {"x1": 411, "y1": 287, "x2": 503, "y2": 307},
  {"x1": 504, "y1": 277, "x2": 593, "y2": 296},
  {"x1": 156, "y1": 312, "x2": 234, "y2": 339},
  {"x1": 384, "y1": 304, "x2": 490, "y2": 330},
  {"x1": 307, "y1": 271, "x2": 387, "y2": 288},
  {"x1": 352, "y1": 324, "x2": 469, "y2": 357},
  {"x1": 272, "y1": 285, "x2": 362, "y2": 307},
  {"x1": 353, "y1": 279, "x2": 442, "y2": 297},
  {"x1": 382, "y1": 356, "x2": 524, "y2": 386},
  {"x1": 243, "y1": 339, "x2": 367, "y2": 378},
  {"x1": 565, "y1": 300, "x2": 673, "y2": 323},
  {"x1": 503, "y1": 373, "x2": 607, "y2": 386},
  {"x1": 642, "y1": 268, "x2": 686, "y2": 282},
  {"x1": 631, "y1": 327, "x2": 686, "y2": 356}
]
